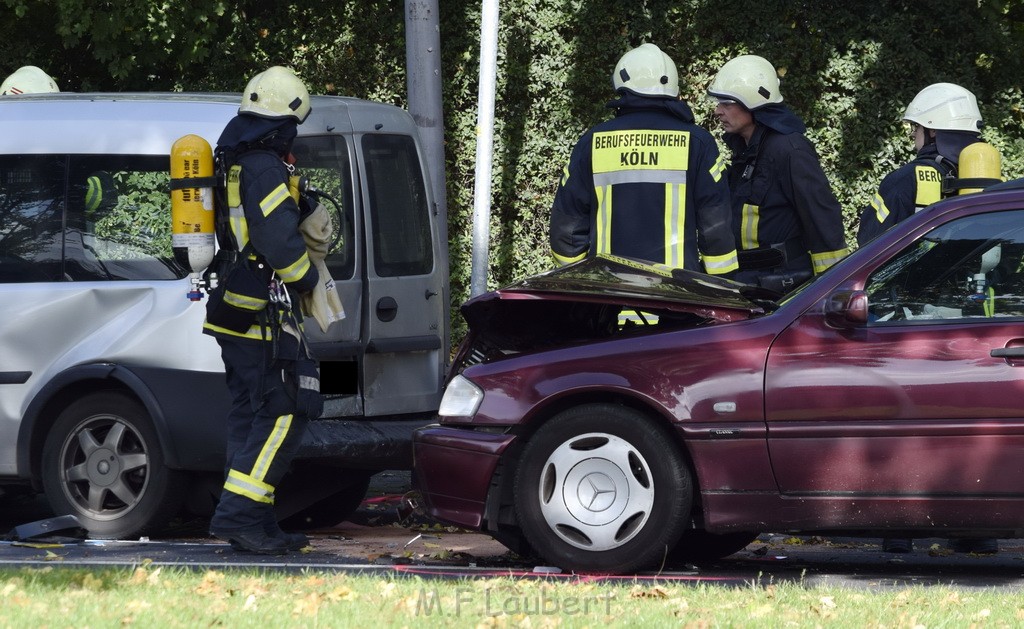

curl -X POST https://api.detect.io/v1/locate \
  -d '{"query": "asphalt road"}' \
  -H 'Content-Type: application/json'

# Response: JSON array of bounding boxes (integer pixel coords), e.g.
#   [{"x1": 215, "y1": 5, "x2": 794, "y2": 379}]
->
[{"x1": 4, "y1": 474, "x2": 1024, "y2": 589}]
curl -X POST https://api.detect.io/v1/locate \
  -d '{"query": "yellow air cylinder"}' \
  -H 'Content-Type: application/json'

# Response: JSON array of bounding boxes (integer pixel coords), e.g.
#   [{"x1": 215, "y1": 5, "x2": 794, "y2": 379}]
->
[
  {"x1": 170, "y1": 134, "x2": 215, "y2": 274},
  {"x1": 959, "y1": 142, "x2": 1002, "y2": 195}
]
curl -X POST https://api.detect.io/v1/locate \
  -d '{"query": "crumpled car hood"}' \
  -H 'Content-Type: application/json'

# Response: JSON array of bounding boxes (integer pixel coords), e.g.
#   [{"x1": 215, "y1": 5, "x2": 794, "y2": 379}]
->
[{"x1": 458, "y1": 255, "x2": 773, "y2": 356}]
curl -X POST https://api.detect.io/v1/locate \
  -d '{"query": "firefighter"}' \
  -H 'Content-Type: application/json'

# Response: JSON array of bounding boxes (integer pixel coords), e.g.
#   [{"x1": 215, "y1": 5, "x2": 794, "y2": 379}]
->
[
  {"x1": 550, "y1": 43, "x2": 738, "y2": 277},
  {"x1": 0, "y1": 65, "x2": 59, "y2": 94},
  {"x1": 857, "y1": 83, "x2": 984, "y2": 245},
  {"x1": 709, "y1": 55, "x2": 849, "y2": 294},
  {"x1": 203, "y1": 66, "x2": 321, "y2": 555}
]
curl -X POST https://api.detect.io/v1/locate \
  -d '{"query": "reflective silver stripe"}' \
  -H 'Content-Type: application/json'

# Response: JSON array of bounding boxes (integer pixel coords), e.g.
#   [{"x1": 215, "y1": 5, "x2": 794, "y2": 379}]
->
[
  {"x1": 596, "y1": 185, "x2": 612, "y2": 254},
  {"x1": 870, "y1": 193, "x2": 889, "y2": 223},
  {"x1": 594, "y1": 170, "x2": 688, "y2": 186},
  {"x1": 299, "y1": 375, "x2": 319, "y2": 392},
  {"x1": 710, "y1": 154, "x2": 727, "y2": 182},
  {"x1": 224, "y1": 291, "x2": 267, "y2": 311},
  {"x1": 228, "y1": 206, "x2": 249, "y2": 249},
  {"x1": 252, "y1": 414, "x2": 293, "y2": 482},
  {"x1": 275, "y1": 253, "x2": 311, "y2": 283},
  {"x1": 259, "y1": 183, "x2": 290, "y2": 217},
  {"x1": 667, "y1": 184, "x2": 682, "y2": 267},
  {"x1": 704, "y1": 251, "x2": 739, "y2": 273},
  {"x1": 224, "y1": 469, "x2": 275, "y2": 503}
]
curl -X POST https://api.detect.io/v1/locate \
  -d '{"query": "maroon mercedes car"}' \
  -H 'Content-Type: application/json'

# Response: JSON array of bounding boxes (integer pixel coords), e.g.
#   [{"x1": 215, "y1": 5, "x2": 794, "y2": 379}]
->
[{"x1": 413, "y1": 180, "x2": 1024, "y2": 574}]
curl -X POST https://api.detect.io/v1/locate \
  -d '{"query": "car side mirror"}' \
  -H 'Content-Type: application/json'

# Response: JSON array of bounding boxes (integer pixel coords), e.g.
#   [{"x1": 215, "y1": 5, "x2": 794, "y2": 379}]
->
[{"x1": 824, "y1": 290, "x2": 868, "y2": 329}]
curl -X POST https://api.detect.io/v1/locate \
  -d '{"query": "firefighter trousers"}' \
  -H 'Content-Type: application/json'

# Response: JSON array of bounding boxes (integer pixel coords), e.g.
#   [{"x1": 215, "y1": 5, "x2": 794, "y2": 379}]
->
[{"x1": 209, "y1": 336, "x2": 309, "y2": 533}]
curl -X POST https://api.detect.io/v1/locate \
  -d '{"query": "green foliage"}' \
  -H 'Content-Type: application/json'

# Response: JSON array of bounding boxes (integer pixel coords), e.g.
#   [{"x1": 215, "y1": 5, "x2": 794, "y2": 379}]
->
[
  {"x1": 2, "y1": 0, "x2": 1024, "y2": 342},
  {"x1": 96, "y1": 171, "x2": 173, "y2": 257}
]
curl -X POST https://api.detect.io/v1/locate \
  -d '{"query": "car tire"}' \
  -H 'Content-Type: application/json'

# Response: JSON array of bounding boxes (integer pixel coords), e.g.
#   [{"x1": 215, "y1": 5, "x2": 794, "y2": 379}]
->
[
  {"x1": 279, "y1": 473, "x2": 372, "y2": 530},
  {"x1": 669, "y1": 530, "x2": 760, "y2": 564},
  {"x1": 513, "y1": 403, "x2": 692, "y2": 573},
  {"x1": 40, "y1": 392, "x2": 184, "y2": 539}
]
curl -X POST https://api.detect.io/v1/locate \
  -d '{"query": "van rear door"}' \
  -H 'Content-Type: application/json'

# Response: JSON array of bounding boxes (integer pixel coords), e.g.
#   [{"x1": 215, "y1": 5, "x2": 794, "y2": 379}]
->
[{"x1": 356, "y1": 133, "x2": 446, "y2": 415}]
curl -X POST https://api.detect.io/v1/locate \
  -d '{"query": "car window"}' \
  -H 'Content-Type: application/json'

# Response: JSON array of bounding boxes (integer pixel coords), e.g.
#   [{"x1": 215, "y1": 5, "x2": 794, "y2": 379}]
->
[
  {"x1": 293, "y1": 135, "x2": 355, "y2": 281},
  {"x1": 866, "y1": 210, "x2": 1024, "y2": 323},
  {"x1": 362, "y1": 134, "x2": 432, "y2": 277}
]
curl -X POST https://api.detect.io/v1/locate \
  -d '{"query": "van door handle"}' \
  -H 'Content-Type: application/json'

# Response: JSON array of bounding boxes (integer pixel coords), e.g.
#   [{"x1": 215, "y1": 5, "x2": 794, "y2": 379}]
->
[{"x1": 376, "y1": 296, "x2": 398, "y2": 322}]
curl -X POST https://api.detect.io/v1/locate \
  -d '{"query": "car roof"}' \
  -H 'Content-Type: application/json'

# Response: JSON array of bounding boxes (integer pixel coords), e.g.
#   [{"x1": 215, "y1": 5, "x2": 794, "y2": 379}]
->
[{"x1": 0, "y1": 92, "x2": 417, "y2": 155}]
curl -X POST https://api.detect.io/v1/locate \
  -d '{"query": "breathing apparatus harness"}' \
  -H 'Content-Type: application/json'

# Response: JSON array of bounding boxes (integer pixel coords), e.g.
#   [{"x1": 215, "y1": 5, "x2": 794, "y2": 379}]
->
[{"x1": 207, "y1": 141, "x2": 305, "y2": 356}]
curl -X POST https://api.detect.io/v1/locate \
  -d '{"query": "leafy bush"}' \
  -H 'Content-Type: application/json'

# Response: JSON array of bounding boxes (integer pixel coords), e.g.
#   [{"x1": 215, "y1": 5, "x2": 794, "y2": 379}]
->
[{"x1": 3, "y1": 0, "x2": 1023, "y2": 344}]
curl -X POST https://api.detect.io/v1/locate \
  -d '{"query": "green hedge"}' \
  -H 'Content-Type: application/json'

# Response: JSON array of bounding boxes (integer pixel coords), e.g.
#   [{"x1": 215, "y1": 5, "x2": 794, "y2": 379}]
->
[{"x1": 3, "y1": 0, "x2": 1024, "y2": 344}]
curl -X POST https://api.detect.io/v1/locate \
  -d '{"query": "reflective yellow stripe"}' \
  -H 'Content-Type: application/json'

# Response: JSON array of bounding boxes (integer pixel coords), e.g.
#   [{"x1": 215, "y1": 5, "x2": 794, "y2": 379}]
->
[
  {"x1": 595, "y1": 185, "x2": 612, "y2": 254},
  {"x1": 870, "y1": 193, "x2": 889, "y2": 224},
  {"x1": 811, "y1": 248, "x2": 849, "y2": 274},
  {"x1": 665, "y1": 183, "x2": 685, "y2": 266},
  {"x1": 618, "y1": 310, "x2": 660, "y2": 326},
  {"x1": 709, "y1": 153, "x2": 727, "y2": 182},
  {"x1": 275, "y1": 252, "x2": 312, "y2": 283},
  {"x1": 223, "y1": 291, "x2": 267, "y2": 311},
  {"x1": 552, "y1": 249, "x2": 586, "y2": 266},
  {"x1": 914, "y1": 165, "x2": 942, "y2": 208},
  {"x1": 740, "y1": 204, "x2": 759, "y2": 250},
  {"x1": 224, "y1": 469, "x2": 275, "y2": 504},
  {"x1": 560, "y1": 163, "x2": 570, "y2": 187},
  {"x1": 227, "y1": 165, "x2": 242, "y2": 207},
  {"x1": 704, "y1": 250, "x2": 739, "y2": 275},
  {"x1": 252, "y1": 414, "x2": 294, "y2": 482},
  {"x1": 260, "y1": 183, "x2": 290, "y2": 217},
  {"x1": 202, "y1": 321, "x2": 272, "y2": 341}
]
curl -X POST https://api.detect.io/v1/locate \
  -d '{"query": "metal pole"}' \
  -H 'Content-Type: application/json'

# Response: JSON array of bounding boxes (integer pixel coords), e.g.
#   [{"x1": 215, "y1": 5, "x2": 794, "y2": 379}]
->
[
  {"x1": 405, "y1": 0, "x2": 448, "y2": 245},
  {"x1": 470, "y1": 0, "x2": 499, "y2": 297}
]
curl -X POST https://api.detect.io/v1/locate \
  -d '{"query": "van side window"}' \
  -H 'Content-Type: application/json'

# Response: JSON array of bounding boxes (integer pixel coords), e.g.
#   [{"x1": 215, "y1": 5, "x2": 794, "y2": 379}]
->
[
  {"x1": 66, "y1": 156, "x2": 186, "y2": 281},
  {"x1": 293, "y1": 135, "x2": 355, "y2": 281},
  {"x1": 363, "y1": 134, "x2": 432, "y2": 277},
  {"x1": 0, "y1": 156, "x2": 66, "y2": 283}
]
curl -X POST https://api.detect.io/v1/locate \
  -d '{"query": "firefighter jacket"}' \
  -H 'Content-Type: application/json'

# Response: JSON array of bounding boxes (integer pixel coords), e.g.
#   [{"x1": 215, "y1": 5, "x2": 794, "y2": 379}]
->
[
  {"x1": 856, "y1": 132, "x2": 980, "y2": 246},
  {"x1": 724, "y1": 104, "x2": 849, "y2": 277},
  {"x1": 550, "y1": 92, "x2": 738, "y2": 276},
  {"x1": 203, "y1": 115, "x2": 318, "y2": 342}
]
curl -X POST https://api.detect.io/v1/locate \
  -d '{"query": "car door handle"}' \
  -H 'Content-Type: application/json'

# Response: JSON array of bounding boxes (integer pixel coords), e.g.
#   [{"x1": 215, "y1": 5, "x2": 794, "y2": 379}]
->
[{"x1": 991, "y1": 347, "x2": 1024, "y2": 358}]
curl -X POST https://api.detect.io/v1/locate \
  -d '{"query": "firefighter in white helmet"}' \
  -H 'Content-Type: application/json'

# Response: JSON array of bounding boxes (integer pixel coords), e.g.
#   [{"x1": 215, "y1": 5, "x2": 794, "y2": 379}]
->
[
  {"x1": 1, "y1": 65, "x2": 59, "y2": 95},
  {"x1": 550, "y1": 43, "x2": 738, "y2": 277},
  {"x1": 709, "y1": 54, "x2": 848, "y2": 294},
  {"x1": 203, "y1": 66, "x2": 320, "y2": 555},
  {"x1": 857, "y1": 83, "x2": 984, "y2": 245}
]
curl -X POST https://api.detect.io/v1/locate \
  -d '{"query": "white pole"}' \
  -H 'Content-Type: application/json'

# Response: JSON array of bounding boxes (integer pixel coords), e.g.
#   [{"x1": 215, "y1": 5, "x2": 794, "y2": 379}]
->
[{"x1": 470, "y1": 0, "x2": 500, "y2": 297}]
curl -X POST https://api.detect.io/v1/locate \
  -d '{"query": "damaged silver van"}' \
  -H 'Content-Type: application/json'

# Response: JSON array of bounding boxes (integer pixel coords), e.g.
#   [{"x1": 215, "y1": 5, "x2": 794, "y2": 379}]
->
[{"x1": 0, "y1": 92, "x2": 449, "y2": 538}]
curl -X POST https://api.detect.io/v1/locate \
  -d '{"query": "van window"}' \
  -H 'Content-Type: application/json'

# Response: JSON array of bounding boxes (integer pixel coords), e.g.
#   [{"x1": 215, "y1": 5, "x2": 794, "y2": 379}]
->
[
  {"x1": 0, "y1": 156, "x2": 66, "y2": 282},
  {"x1": 362, "y1": 134, "x2": 432, "y2": 277},
  {"x1": 0, "y1": 155, "x2": 187, "y2": 283},
  {"x1": 293, "y1": 135, "x2": 355, "y2": 281}
]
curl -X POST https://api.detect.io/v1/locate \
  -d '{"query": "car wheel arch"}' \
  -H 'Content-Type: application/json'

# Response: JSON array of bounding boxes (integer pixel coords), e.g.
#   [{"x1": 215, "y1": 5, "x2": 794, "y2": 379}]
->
[{"x1": 19, "y1": 364, "x2": 179, "y2": 487}]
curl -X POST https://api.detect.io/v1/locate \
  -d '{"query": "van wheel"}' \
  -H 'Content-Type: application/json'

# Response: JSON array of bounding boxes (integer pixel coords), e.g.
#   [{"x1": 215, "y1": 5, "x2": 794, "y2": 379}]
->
[
  {"x1": 513, "y1": 404, "x2": 692, "y2": 573},
  {"x1": 41, "y1": 392, "x2": 184, "y2": 539}
]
